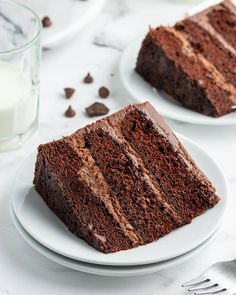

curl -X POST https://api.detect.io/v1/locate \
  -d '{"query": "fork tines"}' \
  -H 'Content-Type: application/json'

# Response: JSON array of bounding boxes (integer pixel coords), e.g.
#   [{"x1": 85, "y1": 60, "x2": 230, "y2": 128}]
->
[{"x1": 182, "y1": 277, "x2": 227, "y2": 294}]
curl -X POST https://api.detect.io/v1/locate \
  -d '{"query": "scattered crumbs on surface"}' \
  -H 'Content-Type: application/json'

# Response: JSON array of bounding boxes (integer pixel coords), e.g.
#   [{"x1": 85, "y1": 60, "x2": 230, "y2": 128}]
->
[
  {"x1": 42, "y1": 16, "x2": 52, "y2": 28},
  {"x1": 64, "y1": 87, "x2": 75, "y2": 99},
  {"x1": 85, "y1": 102, "x2": 109, "y2": 117},
  {"x1": 83, "y1": 72, "x2": 93, "y2": 84},
  {"x1": 65, "y1": 105, "x2": 76, "y2": 118},
  {"x1": 98, "y1": 86, "x2": 110, "y2": 99}
]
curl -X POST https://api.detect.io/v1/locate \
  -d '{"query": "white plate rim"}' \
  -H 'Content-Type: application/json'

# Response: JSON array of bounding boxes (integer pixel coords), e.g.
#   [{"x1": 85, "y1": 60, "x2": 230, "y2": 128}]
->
[
  {"x1": 11, "y1": 133, "x2": 228, "y2": 266},
  {"x1": 10, "y1": 202, "x2": 220, "y2": 277},
  {"x1": 119, "y1": 35, "x2": 236, "y2": 126},
  {"x1": 39, "y1": 0, "x2": 107, "y2": 48}
]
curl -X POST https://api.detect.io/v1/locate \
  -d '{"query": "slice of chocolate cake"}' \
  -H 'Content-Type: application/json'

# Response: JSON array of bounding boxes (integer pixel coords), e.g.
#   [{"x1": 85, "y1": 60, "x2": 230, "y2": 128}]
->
[
  {"x1": 34, "y1": 102, "x2": 220, "y2": 253},
  {"x1": 136, "y1": 0, "x2": 236, "y2": 117}
]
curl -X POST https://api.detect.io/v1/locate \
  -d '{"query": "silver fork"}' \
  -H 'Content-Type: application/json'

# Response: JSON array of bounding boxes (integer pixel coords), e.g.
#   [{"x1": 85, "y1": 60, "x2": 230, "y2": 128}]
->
[{"x1": 182, "y1": 259, "x2": 236, "y2": 295}]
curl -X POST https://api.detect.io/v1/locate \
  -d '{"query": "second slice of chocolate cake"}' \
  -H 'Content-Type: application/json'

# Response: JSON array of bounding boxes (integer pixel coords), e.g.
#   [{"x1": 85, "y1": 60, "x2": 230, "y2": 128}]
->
[
  {"x1": 136, "y1": 0, "x2": 236, "y2": 117},
  {"x1": 34, "y1": 102, "x2": 220, "y2": 253}
]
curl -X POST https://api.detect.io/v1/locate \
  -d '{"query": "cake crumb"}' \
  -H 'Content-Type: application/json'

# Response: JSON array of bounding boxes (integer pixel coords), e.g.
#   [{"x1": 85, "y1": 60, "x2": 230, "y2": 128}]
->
[{"x1": 85, "y1": 102, "x2": 109, "y2": 117}]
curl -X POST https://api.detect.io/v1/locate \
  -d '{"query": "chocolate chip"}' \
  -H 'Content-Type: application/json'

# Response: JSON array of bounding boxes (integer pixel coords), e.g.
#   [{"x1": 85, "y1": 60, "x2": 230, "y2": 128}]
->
[
  {"x1": 125, "y1": 224, "x2": 133, "y2": 230},
  {"x1": 131, "y1": 121, "x2": 136, "y2": 132},
  {"x1": 64, "y1": 87, "x2": 75, "y2": 99},
  {"x1": 175, "y1": 24, "x2": 184, "y2": 31},
  {"x1": 132, "y1": 220, "x2": 139, "y2": 227},
  {"x1": 83, "y1": 72, "x2": 93, "y2": 84},
  {"x1": 88, "y1": 223, "x2": 93, "y2": 231},
  {"x1": 85, "y1": 102, "x2": 109, "y2": 117},
  {"x1": 98, "y1": 86, "x2": 110, "y2": 99},
  {"x1": 94, "y1": 233, "x2": 106, "y2": 243},
  {"x1": 42, "y1": 16, "x2": 52, "y2": 28},
  {"x1": 65, "y1": 105, "x2": 76, "y2": 118},
  {"x1": 205, "y1": 72, "x2": 213, "y2": 79}
]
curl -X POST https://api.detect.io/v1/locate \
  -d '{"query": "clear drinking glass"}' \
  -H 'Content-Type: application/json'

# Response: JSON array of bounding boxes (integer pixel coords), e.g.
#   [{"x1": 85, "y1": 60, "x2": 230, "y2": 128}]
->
[{"x1": 0, "y1": 0, "x2": 41, "y2": 152}]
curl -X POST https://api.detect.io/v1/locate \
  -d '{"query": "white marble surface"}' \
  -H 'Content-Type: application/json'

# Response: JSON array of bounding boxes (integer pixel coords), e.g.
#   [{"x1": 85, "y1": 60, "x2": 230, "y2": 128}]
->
[{"x1": 0, "y1": 0, "x2": 236, "y2": 294}]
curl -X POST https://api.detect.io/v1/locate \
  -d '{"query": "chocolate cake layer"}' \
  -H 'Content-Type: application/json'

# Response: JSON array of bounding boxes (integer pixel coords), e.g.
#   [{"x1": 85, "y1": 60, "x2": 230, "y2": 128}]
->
[
  {"x1": 120, "y1": 105, "x2": 217, "y2": 223},
  {"x1": 208, "y1": 0, "x2": 236, "y2": 48},
  {"x1": 84, "y1": 124, "x2": 180, "y2": 244},
  {"x1": 34, "y1": 140, "x2": 139, "y2": 253},
  {"x1": 176, "y1": 20, "x2": 236, "y2": 88},
  {"x1": 34, "y1": 102, "x2": 220, "y2": 253},
  {"x1": 136, "y1": 0, "x2": 236, "y2": 117}
]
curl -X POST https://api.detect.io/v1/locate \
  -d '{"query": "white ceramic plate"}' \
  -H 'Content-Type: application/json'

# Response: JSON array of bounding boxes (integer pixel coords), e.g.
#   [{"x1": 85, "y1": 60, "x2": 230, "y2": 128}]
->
[
  {"x1": 18, "y1": 0, "x2": 107, "y2": 49},
  {"x1": 10, "y1": 204, "x2": 219, "y2": 277},
  {"x1": 11, "y1": 133, "x2": 228, "y2": 266},
  {"x1": 119, "y1": 35, "x2": 236, "y2": 125}
]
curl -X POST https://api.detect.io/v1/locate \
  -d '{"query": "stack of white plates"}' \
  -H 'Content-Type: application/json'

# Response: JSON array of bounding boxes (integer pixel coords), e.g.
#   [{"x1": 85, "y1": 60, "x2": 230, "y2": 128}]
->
[{"x1": 10, "y1": 134, "x2": 228, "y2": 276}]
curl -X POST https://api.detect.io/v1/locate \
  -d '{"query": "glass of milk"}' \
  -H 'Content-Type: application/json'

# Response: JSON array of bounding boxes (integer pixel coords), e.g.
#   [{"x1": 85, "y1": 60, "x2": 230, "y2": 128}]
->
[{"x1": 0, "y1": 0, "x2": 41, "y2": 151}]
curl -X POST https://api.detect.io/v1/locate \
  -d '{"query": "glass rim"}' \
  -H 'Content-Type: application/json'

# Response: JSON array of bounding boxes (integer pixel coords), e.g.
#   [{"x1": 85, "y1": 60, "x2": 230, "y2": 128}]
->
[{"x1": 0, "y1": 0, "x2": 41, "y2": 56}]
